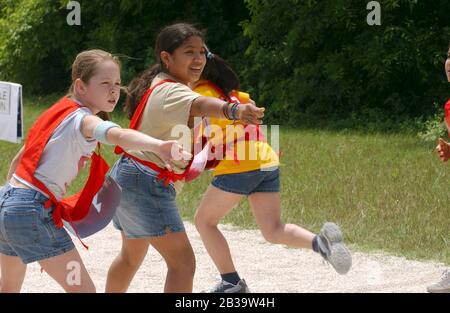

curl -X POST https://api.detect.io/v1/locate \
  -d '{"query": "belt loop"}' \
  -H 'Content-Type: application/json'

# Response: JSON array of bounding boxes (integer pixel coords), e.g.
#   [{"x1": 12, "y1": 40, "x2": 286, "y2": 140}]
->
[
  {"x1": 4, "y1": 185, "x2": 11, "y2": 198},
  {"x1": 33, "y1": 190, "x2": 47, "y2": 203},
  {"x1": 34, "y1": 190, "x2": 42, "y2": 201}
]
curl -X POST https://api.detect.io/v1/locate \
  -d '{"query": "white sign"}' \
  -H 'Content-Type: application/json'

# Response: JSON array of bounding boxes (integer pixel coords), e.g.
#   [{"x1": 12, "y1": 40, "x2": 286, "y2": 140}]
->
[
  {"x1": 0, "y1": 81, "x2": 23, "y2": 143},
  {"x1": 0, "y1": 84, "x2": 11, "y2": 115}
]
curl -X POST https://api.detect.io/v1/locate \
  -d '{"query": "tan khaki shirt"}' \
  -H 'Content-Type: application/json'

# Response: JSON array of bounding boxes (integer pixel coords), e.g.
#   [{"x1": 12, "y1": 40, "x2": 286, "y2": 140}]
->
[{"x1": 127, "y1": 72, "x2": 200, "y2": 192}]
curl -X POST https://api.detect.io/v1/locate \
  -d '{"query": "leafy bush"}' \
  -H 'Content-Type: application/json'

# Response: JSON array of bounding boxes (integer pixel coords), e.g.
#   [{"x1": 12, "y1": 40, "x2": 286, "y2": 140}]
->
[
  {"x1": 417, "y1": 109, "x2": 447, "y2": 142},
  {"x1": 1, "y1": 0, "x2": 449, "y2": 131},
  {"x1": 0, "y1": 0, "x2": 249, "y2": 94},
  {"x1": 241, "y1": 0, "x2": 450, "y2": 127}
]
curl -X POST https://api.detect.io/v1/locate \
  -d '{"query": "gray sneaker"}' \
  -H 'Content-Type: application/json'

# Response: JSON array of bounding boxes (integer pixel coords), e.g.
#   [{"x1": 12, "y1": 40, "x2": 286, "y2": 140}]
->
[
  {"x1": 427, "y1": 270, "x2": 450, "y2": 293},
  {"x1": 207, "y1": 279, "x2": 250, "y2": 293},
  {"x1": 317, "y1": 222, "x2": 352, "y2": 275}
]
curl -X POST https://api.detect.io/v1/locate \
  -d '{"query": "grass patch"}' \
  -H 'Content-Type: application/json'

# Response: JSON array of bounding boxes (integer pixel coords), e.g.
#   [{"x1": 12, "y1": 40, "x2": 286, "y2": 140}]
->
[
  {"x1": 179, "y1": 131, "x2": 450, "y2": 265},
  {"x1": 1, "y1": 97, "x2": 449, "y2": 265}
]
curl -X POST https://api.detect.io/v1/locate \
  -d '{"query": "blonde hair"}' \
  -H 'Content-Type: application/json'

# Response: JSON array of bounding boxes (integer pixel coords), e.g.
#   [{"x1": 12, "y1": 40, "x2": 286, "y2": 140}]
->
[{"x1": 67, "y1": 49, "x2": 121, "y2": 120}]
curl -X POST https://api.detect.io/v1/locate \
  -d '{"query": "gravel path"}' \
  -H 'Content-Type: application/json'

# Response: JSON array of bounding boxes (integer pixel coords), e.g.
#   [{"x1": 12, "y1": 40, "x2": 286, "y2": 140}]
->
[{"x1": 20, "y1": 222, "x2": 446, "y2": 293}]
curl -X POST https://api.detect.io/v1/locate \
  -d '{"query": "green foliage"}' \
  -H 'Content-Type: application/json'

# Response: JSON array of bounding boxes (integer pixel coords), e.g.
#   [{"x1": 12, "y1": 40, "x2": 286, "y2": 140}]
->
[
  {"x1": 241, "y1": 0, "x2": 450, "y2": 127},
  {"x1": 2, "y1": 101, "x2": 448, "y2": 264},
  {"x1": 0, "y1": 0, "x2": 449, "y2": 129},
  {"x1": 417, "y1": 108, "x2": 447, "y2": 142},
  {"x1": 0, "y1": 0, "x2": 248, "y2": 93},
  {"x1": 180, "y1": 127, "x2": 450, "y2": 264},
  {"x1": 0, "y1": 1, "x2": 80, "y2": 93}
]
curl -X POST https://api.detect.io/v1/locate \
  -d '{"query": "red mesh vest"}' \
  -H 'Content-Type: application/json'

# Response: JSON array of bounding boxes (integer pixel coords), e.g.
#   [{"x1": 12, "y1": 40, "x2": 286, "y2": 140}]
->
[{"x1": 15, "y1": 97, "x2": 110, "y2": 228}]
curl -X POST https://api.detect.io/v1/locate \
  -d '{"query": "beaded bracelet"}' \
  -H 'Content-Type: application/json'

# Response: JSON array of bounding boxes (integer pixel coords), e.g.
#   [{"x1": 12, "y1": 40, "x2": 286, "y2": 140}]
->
[
  {"x1": 222, "y1": 101, "x2": 232, "y2": 120},
  {"x1": 230, "y1": 102, "x2": 241, "y2": 120}
]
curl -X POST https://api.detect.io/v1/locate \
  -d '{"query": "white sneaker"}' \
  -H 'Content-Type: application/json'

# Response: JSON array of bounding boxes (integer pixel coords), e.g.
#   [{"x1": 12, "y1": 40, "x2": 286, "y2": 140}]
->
[{"x1": 427, "y1": 270, "x2": 450, "y2": 293}]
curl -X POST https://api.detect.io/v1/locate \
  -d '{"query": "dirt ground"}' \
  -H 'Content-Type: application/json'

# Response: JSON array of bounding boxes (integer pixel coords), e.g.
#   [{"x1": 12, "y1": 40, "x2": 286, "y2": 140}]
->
[{"x1": 20, "y1": 222, "x2": 446, "y2": 293}]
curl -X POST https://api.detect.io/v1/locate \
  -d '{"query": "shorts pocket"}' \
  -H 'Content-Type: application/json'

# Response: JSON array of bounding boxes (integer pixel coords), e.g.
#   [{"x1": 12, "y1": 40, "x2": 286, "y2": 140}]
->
[
  {"x1": 3, "y1": 208, "x2": 40, "y2": 245},
  {"x1": 118, "y1": 162, "x2": 140, "y2": 176},
  {"x1": 114, "y1": 163, "x2": 140, "y2": 188}
]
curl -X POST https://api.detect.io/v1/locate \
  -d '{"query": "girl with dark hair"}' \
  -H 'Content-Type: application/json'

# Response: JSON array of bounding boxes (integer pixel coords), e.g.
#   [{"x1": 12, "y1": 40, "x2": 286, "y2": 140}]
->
[{"x1": 105, "y1": 23, "x2": 264, "y2": 293}]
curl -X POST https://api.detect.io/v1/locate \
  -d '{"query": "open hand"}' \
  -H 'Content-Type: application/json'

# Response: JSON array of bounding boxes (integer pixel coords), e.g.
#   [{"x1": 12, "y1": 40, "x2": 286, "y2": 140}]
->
[
  {"x1": 158, "y1": 140, "x2": 192, "y2": 171},
  {"x1": 236, "y1": 102, "x2": 265, "y2": 125}
]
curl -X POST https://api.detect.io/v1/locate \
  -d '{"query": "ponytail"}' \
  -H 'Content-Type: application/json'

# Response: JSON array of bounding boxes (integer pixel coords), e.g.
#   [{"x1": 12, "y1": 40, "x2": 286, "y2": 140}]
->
[
  {"x1": 124, "y1": 64, "x2": 161, "y2": 119},
  {"x1": 202, "y1": 54, "x2": 240, "y2": 96}
]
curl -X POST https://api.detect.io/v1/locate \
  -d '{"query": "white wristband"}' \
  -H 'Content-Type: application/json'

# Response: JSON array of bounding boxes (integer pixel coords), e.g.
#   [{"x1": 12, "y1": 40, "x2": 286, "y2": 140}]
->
[{"x1": 93, "y1": 121, "x2": 121, "y2": 144}]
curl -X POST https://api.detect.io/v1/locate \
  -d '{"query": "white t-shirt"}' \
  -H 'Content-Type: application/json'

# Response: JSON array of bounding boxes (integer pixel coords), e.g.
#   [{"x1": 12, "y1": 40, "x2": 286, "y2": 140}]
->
[{"x1": 14, "y1": 107, "x2": 97, "y2": 200}]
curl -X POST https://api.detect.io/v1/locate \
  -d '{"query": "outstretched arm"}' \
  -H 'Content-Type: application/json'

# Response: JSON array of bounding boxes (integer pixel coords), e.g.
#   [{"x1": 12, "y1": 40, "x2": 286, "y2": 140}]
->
[
  {"x1": 81, "y1": 115, "x2": 191, "y2": 165},
  {"x1": 190, "y1": 96, "x2": 265, "y2": 125}
]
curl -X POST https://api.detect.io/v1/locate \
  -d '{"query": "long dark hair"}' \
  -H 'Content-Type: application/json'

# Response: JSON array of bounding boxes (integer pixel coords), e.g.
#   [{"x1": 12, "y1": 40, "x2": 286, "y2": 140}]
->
[
  {"x1": 201, "y1": 48, "x2": 240, "y2": 96},
  {"x1": 124, "y1": 23, "x2": 204, "y2": 119}
]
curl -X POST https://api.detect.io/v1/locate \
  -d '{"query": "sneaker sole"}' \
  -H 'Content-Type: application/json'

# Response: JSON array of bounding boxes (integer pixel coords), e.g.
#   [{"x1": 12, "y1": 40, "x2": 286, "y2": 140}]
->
[
  {"x1": 320, "y1": 222, "x2": 352, "y2": 275},
  {"x1": 224, "y1": 282, "x2": 251, "y2": 293},
  {"x1": 328, "y1": 242, "x2": 352, "y2": 275}
]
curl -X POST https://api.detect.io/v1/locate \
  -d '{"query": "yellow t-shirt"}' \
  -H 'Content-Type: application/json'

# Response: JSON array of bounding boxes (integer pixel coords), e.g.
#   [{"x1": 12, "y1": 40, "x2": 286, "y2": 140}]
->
[{"x1": 193, "y1": 82, "x2": 279, "y2": 176}]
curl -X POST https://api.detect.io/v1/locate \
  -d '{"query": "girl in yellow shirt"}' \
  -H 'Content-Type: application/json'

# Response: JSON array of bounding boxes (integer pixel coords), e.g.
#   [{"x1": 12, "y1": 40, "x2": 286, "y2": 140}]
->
[{"x1": 193, "y1": 48, "x2": 352, "y2": 293}]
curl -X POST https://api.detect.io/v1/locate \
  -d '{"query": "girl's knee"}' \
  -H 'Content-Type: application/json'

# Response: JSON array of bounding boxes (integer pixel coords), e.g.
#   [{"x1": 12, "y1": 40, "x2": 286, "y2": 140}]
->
[
  {"x1": 194, "y1": 211, "x2": 218, "y2": 230},
  {"x1": 182, "y1": 250, "x2": 196, "y2": 273},
  {"x1": 261, "y1": 224, "x2": 283, "y2": 244},
  {"x1": 169, "y1": 262, "x2": 195, "y2": 278},
  {"x1": 119, "y1": 249, "x2": 146, "y2": 269},
  {"x1": 168, "y1": 251, "x2": 196, "y2": 275},
  {"x1": 194, "y1": 211, "x2": 204, "y2": 228}
]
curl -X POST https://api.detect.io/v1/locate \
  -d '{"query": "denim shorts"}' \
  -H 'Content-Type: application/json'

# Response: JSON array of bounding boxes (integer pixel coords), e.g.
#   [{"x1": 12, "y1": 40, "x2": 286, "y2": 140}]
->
[
  {"x1": 0, "y1": 185, "x2": 75, "y2": 264},
  {"x1": 111, "y1": 157, "x2": 185, "y2": 238},
  {"x1": 212, "y1": 167, "x2": 280, "y2": 196}
]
